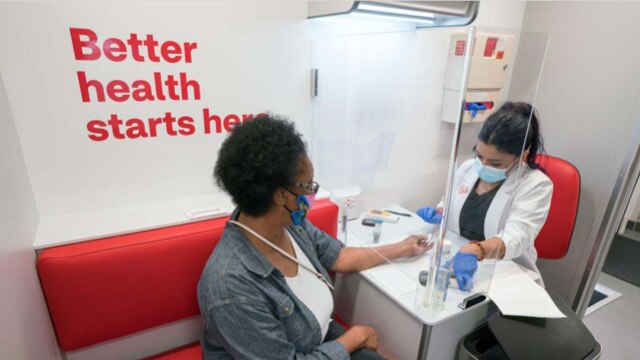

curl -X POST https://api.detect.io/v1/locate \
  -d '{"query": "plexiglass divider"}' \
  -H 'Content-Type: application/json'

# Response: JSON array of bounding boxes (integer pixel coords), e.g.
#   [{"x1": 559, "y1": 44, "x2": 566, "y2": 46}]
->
[{"x1": 311, "y1": 21, "x2": 549, "y2": 329}]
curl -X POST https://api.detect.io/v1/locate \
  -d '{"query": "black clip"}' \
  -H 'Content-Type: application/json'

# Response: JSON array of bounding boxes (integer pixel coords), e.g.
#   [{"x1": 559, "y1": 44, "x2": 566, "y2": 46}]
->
[{"x1": 458, "y1": 293, "x2": 486, "y2": 309}]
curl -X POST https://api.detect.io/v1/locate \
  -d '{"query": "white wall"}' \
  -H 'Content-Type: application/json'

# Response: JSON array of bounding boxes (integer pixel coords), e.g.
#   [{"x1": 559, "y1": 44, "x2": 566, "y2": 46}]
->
[
  {"x1": 519, "y1": 2, "x2": 640, "y2": 307},
  {"x1": 0, "y1": 1, "x2": 310, "y2": 219},
  {"x1": 309, "y1": 1, "x2": 526, "y2": 213},
  {"x1": 0, "y1": 73, "x2": 61, "y2": 358}
]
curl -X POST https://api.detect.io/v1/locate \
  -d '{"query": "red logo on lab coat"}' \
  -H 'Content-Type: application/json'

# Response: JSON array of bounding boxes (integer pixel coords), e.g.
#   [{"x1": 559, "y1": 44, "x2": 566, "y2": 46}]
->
[{"x1": 459, "y1": 183, "x2": 469, "y2": 194}]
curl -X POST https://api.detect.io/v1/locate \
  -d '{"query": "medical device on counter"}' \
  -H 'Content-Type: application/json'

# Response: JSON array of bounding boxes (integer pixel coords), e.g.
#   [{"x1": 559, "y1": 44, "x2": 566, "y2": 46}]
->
[
  {"x1": 423, "y1": 240, "x2": 453, "y2": 311},
  {"x1": 442, "y1": 32, "x2": 515, "y2": 123},
  {"x1": 373, "y1": 219, "x2": 383, "y2": 243},
  {"x1": 366, "y1": 209, "x2": 400, "y2": 223}
]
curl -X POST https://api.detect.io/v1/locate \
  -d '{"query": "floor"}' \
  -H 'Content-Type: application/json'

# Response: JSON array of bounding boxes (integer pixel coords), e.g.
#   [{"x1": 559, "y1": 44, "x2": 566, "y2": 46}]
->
[{"x1": 583, "y1": 272, "x2": 640, "y2": 359}]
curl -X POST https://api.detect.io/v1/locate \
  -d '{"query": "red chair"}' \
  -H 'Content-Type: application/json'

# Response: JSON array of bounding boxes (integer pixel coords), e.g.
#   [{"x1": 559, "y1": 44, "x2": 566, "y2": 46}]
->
[{"x1": 534, "y1": 155, "x2": 581, "y2": 259}]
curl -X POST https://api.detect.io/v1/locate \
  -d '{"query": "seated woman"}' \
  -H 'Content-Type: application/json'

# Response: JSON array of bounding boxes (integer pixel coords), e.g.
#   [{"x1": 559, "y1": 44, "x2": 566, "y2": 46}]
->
[
  {"x1": 418, "y1": 102, "x2": 553, "y2": 290},
  {"x1": 198, "y1": 115, "x2": 432, "y2": 359}
]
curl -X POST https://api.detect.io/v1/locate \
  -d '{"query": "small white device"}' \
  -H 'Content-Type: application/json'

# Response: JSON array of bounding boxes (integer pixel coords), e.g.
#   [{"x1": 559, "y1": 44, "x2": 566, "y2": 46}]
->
[{"x1": 366, "y1": 209, "x2": 399, "y2": 223}]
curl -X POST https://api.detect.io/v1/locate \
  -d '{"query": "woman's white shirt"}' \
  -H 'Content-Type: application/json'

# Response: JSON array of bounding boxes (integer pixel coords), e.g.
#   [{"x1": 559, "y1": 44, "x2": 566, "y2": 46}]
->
[
  {"x1": 285, "y1": 230, "x2": 334, "y2": 340},
  {"x1": 447, "y1": 159, "x2": 553, "y2": 281}
]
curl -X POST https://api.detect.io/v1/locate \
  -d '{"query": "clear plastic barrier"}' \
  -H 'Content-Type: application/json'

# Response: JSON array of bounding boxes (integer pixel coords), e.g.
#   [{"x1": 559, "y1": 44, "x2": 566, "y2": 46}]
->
[{"x1": 311, "y1": 22, "x2": 548, "y2": 327}]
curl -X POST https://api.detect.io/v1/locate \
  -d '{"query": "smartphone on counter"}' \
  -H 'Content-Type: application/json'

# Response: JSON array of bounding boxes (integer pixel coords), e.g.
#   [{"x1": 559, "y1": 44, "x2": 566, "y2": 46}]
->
[{"x1": 361, "y1": 218, "x2": 376, "y2": 227}]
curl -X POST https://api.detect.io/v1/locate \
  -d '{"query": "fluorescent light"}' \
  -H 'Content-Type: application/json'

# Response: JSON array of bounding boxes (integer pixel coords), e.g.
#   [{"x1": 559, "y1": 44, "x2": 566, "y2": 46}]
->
[
  {"x1": 357, "y1": 3, "x2": 436, "y2": 19},
  {"x1": 353, "y1": 12, "x2": 435, "y2": 25}
]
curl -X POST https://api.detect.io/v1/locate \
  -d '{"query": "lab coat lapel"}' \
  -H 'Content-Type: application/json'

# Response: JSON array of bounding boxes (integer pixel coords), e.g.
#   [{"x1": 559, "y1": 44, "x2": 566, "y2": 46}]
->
[
  {"x1": 449, "y1": 162, "x2": 478, "y2": 235},
  {"x1": 484, "y1": 165, "x2": 523, "y2": 238}
]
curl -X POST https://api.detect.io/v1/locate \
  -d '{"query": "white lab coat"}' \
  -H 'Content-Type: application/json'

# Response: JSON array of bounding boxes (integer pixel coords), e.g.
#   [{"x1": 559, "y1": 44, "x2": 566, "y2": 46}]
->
[{"x1": 446, "y1": 159, "x2": 553, "y2": 281}]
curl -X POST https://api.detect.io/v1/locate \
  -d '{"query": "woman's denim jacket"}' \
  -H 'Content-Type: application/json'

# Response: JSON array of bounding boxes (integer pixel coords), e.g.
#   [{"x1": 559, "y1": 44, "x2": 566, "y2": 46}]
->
[{"x1": 197, "y1": 209, "x2": 348, "y2": 359}]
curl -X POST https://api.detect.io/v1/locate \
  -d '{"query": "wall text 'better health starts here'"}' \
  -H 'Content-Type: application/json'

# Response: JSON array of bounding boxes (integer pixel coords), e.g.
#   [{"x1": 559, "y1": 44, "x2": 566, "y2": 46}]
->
[{"x1": 70, "y1": 28, "x2": 265, "y2": 141}]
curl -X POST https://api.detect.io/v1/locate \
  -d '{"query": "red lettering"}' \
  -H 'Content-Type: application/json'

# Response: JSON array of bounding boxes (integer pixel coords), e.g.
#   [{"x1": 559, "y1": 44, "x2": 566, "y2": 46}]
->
[
  {"x1": 87, "y1": 110, "x2": 256, "y2": 141},
  {"x1": 180, "y1": 73, "x2": 200, "y2": 100},
  {"x1": 161, "y1": 41, "x2": 182, "y2": 63},
  {"x1": 144, "y1": 34, "x2": 160, "y2": 62},
  {"x1": 77, "y1": 71, "x2": 105, "y2": 102},
  {"x1": 163, "y1": 112, "x2": 178, "y2": 136},
  {"x1": 164, "y1": 75, "x2": 180, "y2": 100},
  {"x1": 224, "y1": 114, "x2": 240, "y2": 132},
  {"x1": 87, "y1": 120, "x2": 108, "y2": 141},
  {"x1": 131, "y1": 80, "x2": 154, "y2": 101},
  {"x1": 178, "y1": 116, "x2": 195, "y2": 135},
  {"x1": 153, "y1": 72, "x2": 166, "y2": 101},
  {"x1": 78, "y1": 73, "x2": 200, "y2": 103},
  {"x1": 127, "y1": 33, "x2": 145, "y2": 62},
  {"x1": 103, "y1": 38, "x2": 127, "y2": 62},
  {"x1": 70, "y1": 28, "x2": 100, "y2": 61},
  {"x1": 71, "y1": 28, "x2": 198, "y2": 64},
  {"x1": 107, "y1": 114, "x2": 126, "y2": 140},
  {"x1": 125, "y1": 118, "x2": 149, "y2": 139},
  {"x1": 148, "y1": 117, "x2": 163, "y2": 137},
  {"x1": 184, "y1": 42, "x2": 197, "y2": 63},
  {"x1": 106, "y1": 80, "x2": 130, "y2": 102},
  {"x1": 203, "y1": 108, "x2": 222, "y2": 134}
]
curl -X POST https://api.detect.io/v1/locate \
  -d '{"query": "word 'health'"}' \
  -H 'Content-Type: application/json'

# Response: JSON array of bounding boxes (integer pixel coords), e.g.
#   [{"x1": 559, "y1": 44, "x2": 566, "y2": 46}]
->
[{"x1": 77, "y1": 71, "x2": 200, "y2": 103}]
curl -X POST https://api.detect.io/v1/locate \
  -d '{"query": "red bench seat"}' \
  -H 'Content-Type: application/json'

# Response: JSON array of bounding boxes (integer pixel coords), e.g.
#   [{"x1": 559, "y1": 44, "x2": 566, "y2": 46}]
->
[{"x1": 37, "y1": 199, "x2": 339, "y2": 358}]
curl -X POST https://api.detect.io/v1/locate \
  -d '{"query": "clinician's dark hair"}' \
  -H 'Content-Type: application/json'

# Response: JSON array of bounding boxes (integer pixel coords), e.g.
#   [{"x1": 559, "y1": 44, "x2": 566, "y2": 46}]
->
[
  {"x1": 214, "y1": 114, "x2": 307, "y2": 217},
  {"x1": 478, "y1": 101, "x2": 545, "y2": 170}
]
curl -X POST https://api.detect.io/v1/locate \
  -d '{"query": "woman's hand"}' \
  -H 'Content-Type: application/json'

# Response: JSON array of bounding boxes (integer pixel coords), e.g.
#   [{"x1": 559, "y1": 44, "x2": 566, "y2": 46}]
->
[
  {"x1": 450, "y1": 252, "x2": 478, "y2": 291},
  {"x1": 401, "y1": 234, "x2": 433, "y2": 257},
  {"x1": 337, "y1": 325, "x2": 379, "y2": 352},
  {"x1": 359, "y1": 325, "x2": 379, "y2": 351}
]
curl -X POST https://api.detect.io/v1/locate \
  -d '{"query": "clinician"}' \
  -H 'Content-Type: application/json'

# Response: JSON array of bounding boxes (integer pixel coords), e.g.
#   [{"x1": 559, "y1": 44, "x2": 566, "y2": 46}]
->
[{"x1": 417, "y1": 102, "x2": 553, "y2": 290}]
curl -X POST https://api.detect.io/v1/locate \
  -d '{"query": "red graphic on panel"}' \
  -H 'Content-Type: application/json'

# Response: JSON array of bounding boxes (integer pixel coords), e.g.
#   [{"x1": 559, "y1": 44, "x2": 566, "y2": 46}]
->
[
  {"x1": 455, "y1": 40, "x2": 466, "y2": 56},
  {"x1": 484, "y1": 37, "x2": 498, "y2": 57}
]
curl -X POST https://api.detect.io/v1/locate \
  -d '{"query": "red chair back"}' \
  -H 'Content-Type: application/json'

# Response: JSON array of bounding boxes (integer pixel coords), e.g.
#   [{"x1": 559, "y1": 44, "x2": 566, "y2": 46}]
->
[{"x1": 534, "y1": 155, "x2": 580, "y2": 259}]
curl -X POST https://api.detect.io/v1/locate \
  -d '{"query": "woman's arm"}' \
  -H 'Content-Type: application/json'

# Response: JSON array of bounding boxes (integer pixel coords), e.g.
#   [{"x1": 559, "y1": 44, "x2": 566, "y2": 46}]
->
[
  {"x1": 459, "y1": 236, "x2": 505, "y2": 259},
  {"x1": 460, "y1": 174, "x2": 553, "y2": 260},
  {"x1": 330, "y1": 235, "x2": 431, "y2": 273}
]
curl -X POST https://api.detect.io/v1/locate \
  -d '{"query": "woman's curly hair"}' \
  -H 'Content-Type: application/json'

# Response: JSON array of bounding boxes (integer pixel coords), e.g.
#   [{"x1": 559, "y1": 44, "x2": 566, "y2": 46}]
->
[{"x1": 214, "y1": 114, "x2": 307, "y2": 217}]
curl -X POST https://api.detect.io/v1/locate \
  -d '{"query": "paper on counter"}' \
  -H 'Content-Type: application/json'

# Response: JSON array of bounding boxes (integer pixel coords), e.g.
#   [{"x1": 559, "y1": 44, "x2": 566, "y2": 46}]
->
[
  {"x1": 488, "y1": 261, "x2": 565, "y2": 318},
  {"x1": 362, "y1": 262, "x2": 420, "y2": 297}
]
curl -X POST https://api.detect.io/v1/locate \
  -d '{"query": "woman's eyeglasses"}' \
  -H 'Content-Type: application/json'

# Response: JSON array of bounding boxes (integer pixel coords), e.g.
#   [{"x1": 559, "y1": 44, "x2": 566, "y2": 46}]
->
[{"x1": 294, "y1": 181, "x2": 320, "y2": 194}]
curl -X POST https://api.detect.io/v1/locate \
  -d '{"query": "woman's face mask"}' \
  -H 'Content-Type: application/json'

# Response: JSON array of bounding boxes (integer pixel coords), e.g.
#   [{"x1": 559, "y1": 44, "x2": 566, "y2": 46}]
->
[
  {"x1": 283, "y1": 191, "x2": 315, "y2": 226},
  {"x1": 474, "y1": 157, "x2": 517, "y2": 183}
]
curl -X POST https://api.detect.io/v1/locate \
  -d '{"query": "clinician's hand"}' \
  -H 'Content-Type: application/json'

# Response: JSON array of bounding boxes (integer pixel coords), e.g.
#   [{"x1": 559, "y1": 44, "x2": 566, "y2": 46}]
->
[
  {"x1": 449, "y1": 252, "x2": 478, "y2": 291},
  {"x1": 416, "y1": 206, "x2": 442, "y2": 224},
  {"x1": 401, "y1": 235, "x2": 433, "y2": 257}
]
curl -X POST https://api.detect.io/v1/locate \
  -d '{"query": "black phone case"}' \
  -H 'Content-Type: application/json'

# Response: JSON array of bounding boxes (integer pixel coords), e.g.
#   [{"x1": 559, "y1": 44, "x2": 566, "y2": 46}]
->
[{"x1": 361, "y1": 218, "x2": 375, "y2": 227}]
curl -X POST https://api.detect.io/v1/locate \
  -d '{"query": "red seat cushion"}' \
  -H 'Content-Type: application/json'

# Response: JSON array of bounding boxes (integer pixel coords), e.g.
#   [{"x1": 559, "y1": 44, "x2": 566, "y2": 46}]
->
[
  {"x1": 534, "y1": 155, "x2": 580, "y2": 259},
  {"x1": 37, "y1": 199, "x2": 338, "y2": 351},
  {"x1": 145, "y1": 342, "x2": 201, "y2": 360}
]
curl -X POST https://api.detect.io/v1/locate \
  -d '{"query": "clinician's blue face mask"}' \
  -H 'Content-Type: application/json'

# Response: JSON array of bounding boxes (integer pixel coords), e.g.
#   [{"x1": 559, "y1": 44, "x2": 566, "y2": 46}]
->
[{"x1": 474, "y1": 157, "x2": 515, "y2": 183}]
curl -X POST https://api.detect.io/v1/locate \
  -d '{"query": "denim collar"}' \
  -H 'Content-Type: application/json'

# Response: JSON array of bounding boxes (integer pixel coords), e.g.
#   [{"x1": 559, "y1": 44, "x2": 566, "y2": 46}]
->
[{"x1": 226, "y1": 208, "x2": 280, "y2": 278}]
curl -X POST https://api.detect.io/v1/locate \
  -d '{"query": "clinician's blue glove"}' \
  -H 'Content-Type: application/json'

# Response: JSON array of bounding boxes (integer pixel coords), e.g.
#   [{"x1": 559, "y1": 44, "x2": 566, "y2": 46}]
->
[
  {"x1": 448, "y1": 252, "x2": 478, "y2": 292},
  {"x1": 417, "y1": 206, "x2": 442, "y2": 224}
]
